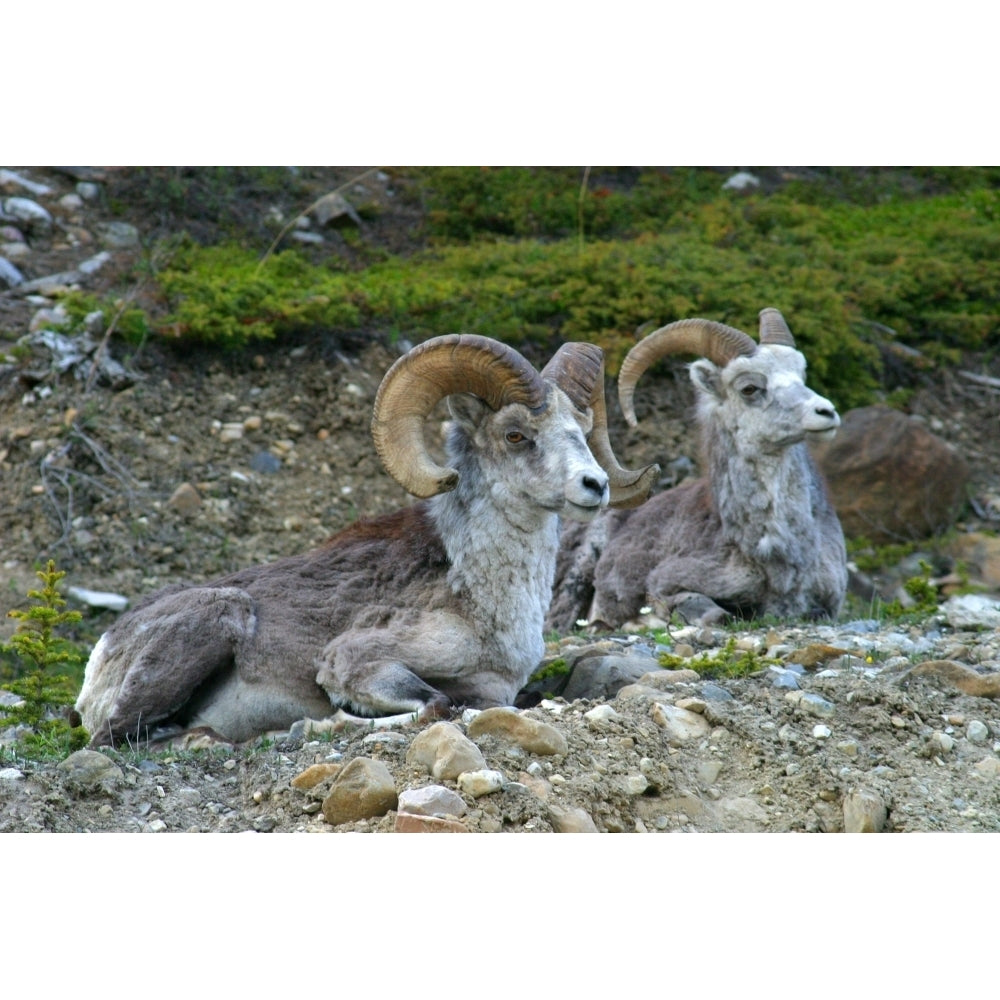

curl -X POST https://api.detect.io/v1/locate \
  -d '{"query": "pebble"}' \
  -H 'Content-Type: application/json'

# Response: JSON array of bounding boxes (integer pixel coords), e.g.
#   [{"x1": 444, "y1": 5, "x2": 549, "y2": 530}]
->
[
  {"x1": 56, "y1": 750, "x2": 125, "y2": 790},
  {"x1": 290, "y1": 762, "x2": 342, "y2": 789},
  {"x1": 974, "y1": 758, "x2": 1000, "y2": 779},
  {"x1": 697, "y1": 760, "x2": 722, "y2": 785},
  {"x1": 650, "y1": 702, "x2": 712, "y2": 745},
  {"x1": 967, "y1": 720, "x2": 989, "y2": 743},
  {"x1": 770, "y1": 667, "x2": 800, "y2": 689},
  {"x1": 796, "y1": 692, "x2": 836, "y2": 718},
  {"x1": 561, "y1": 653, "x2": 659, "y2": 701},
  {"x1": 407, "y1": 721, "x2": 487, "y2": 780},
  {"x1": 219, "y1": 422, "x2": 244, "y2": 442},
  {"x1": 96, "y1": 221, "x2": 140, "y2": 248},
  {"x1": 549, "y1": 806, "x2": 599, "y2": 832},
  {"x1": 251, "y1": 451, "x2": 282, "y2": 474},
  {"x1": 66, "y1": 586, "x2": 129, "y2": 611},
  {"x1": 698, "y1": 682, "x2": 734, "y2": 702},
  {"x1": 623, "y1": 774, "x2": 649, "y2": 795},
  {"x1": 321, "y1": 757, "x2": 397, "y2": 826},
  {"x1": 394, "y1": 812, "x2": 467, "y2": 832},
  {"x1": 0, "y1": 169, "x2": 53, "y2": 196},
  {"x1": 941, "y1": 594, "x2": 1000, "y2": 630},
  {"x1": 397, "y1": 784, "x2": 467, "y2": 818},
  {"x1": 0, "y1": 256, "x2": 24, "y2": 288},
  {"x1": 2, "y1": 196, "x2": 52, "y2": 232},
  {"x1": 167, "y1": 482, "x2": 202, "y2": 515},
  {"x1": 843, "y1": 789, "x2": 888, "y2": 833},
  {"x1": 457, "y1": 769, "x2": 505, "y2": 797},
  {"x1": 466, "y1": 707, "x2": 568, "y2": 755}
]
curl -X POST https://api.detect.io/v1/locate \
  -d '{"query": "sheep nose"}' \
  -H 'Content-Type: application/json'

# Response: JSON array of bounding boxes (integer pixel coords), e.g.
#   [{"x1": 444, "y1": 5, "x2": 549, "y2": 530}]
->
[
  {"x1": 583, "y1": 473, "x2": 609, "y2": 499},
  {"x1": 816, "y1": 404, "x2": 838, "y2": 420}
]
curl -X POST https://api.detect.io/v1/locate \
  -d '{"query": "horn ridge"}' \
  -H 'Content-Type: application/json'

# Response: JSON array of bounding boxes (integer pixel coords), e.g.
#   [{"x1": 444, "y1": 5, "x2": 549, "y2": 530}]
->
[
  {"x1": 758, "y1": 307, "x2": 796, "y2": 347},
  {"x1": 372, "y1": 334, "x2": 547, "y2": 498},
  {"x1": 618, "y1": 318, "x2": 757, "y2": 427}
]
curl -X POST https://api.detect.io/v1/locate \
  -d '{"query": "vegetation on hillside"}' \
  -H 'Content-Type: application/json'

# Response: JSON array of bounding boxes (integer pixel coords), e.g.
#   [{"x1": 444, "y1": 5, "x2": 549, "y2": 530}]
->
[
  {"x1": 1, "y1": 561, "x2": 89, "y2": 760},
  {"x1": 60, "y1": 165, "x2": 1000, "y2": 412}
]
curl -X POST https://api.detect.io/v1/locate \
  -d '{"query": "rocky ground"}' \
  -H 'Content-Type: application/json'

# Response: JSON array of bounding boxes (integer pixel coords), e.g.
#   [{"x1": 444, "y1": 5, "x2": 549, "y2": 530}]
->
[{"x1": 2, "y1": 166, "x2": 999, "y2": 834}]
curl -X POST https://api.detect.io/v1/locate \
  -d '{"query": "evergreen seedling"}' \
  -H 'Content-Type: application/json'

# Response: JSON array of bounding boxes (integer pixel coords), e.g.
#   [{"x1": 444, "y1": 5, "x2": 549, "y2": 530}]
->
[{"x1": 1, "y1": 560, "x2": 89, "y2": 758}]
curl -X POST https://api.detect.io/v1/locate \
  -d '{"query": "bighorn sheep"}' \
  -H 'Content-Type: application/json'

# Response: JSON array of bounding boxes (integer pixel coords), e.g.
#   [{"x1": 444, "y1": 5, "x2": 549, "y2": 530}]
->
[
  {"x1": 76, "y1": 334, "x2": 657, "y2": 746},
  {"x1": 547, "y1": 308, "x2": 847, "y2": 630}
]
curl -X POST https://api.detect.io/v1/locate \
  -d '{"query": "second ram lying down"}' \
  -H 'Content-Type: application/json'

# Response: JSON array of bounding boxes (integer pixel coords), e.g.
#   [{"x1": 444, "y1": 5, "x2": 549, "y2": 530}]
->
[{"x1": 547, "y1": 308, "x2": 848, "y2": 631}]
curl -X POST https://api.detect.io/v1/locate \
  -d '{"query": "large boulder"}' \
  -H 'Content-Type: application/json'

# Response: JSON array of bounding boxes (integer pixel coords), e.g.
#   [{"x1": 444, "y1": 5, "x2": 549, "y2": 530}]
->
[{"x1": 813, "y1": 405, "x2": 969, "y2": 544}]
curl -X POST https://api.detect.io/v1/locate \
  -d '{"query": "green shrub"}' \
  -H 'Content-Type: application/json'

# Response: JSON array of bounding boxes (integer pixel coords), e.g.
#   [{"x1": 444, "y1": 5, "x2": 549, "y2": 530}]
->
[
  {"x1": 1, "y1": 561, "x2": 89, "y2": 760},
  {"x1": 658, "y1": 637, "x2": 780, "y2": 679},
  {"x1": 88, "y1": 167, "x2": 998, "y2": 413}
]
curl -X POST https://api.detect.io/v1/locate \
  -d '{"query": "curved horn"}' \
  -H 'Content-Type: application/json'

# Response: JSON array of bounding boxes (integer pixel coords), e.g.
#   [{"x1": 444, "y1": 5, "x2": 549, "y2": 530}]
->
[
  {"x1": 372, "y1": 334, "x2": 548, "y2": 498},
  {"x1": 542, "y1": 342, "x2": 658, "y2": 509},
  {"x1": 618, "y1": 318, "x2": 757, "y2": 427},
  {"x1": 758, "y1": 307, "x2": 796, "y2": 347}
]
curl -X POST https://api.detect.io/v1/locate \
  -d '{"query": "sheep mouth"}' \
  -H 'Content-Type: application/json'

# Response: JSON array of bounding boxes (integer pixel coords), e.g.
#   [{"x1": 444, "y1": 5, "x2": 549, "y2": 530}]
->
[
  {"x1": 806, "y1": 426, "x2": 839, "y2": 442},
  {"x1": 562, "y1": 499, "x2": 606, "y2": 522}
]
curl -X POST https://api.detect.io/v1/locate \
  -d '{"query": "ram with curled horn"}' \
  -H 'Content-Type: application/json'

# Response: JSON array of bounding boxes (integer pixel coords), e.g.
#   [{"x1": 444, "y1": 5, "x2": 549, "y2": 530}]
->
[
  {"x1": 546, "y1": 308, "x2": 848, "y2": 631},
  {"x1": 76, "y1": 334, "x2": 657, "y2": 747}
]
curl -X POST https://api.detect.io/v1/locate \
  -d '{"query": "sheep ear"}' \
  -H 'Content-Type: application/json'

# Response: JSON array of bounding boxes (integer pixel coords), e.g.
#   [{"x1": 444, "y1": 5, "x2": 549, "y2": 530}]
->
[
  {"x1": 690, "y1": 359, "x2": 723, "y2": 399},
  {"x1": 447, "y1": 392, "x2": 491, "y2": 430}
]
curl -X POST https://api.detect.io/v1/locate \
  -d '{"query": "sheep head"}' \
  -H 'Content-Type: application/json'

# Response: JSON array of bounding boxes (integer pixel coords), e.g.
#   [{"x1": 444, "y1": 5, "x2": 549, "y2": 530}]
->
[
  {"x1": 617, "y1": 308, "x2": 840, "y2": 451},
  {"x1": 540, "y1": 342, "x2": 659, "y2": 508},
  {"x1": 372, "y1": 334, "x2": 656, "y2": 507}
]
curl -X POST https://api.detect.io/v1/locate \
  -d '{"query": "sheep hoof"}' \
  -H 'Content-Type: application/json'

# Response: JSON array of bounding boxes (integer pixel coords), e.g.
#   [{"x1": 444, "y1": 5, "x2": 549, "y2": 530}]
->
[{"x1": 418, "y1": 696, "x2": 453, "y2": 722}]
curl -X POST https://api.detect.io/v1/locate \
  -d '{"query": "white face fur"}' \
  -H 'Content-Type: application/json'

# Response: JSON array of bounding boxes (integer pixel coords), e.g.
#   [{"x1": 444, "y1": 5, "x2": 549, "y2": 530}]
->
[
  {"x1": 447, "y1": 388, "x2": 610, "y2": 522},
  {"x1": 691, "y1": 345, "x2": 840, "y2": 452}
]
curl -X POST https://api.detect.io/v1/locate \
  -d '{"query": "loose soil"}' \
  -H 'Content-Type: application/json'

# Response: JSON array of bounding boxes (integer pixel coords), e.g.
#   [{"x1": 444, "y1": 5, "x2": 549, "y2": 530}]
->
[{"x1": 2, "y1": 167, "x2": 999, "y2": 834}]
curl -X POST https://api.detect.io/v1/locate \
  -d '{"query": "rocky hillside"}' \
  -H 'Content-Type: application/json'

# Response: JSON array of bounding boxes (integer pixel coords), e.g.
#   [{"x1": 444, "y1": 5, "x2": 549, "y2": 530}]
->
[{"x1": 2, "y1": 166, "x2": 999, "y2": 835}]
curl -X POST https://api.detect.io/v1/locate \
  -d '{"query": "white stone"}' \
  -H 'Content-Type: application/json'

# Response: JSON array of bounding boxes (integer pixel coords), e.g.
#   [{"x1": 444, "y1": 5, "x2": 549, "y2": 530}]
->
[
  {"x1": 941, "y1": 594, "x2": 1000, "y2": 630},
  {"x1": 624, "y1": 774, "x2": 649, "y2": 795},
  {"x1": 67, "y1": 586, "x2": 129, "y2": 612},
  {"x1": 722, "y1": 171, "x2": 760, "y2": 191},
  {"x1": 584, "y1": 704, "x2": 620, "y2": 724},
  {"x1": 77, "y1": 251, "x2": 111, "y2": 275},
  {"x1": 3, "y1": 196, "x2": 52, "y2": 227},
  {"x1": 651, "y1": 702, "x2": 712, "y2": 745},
  {"x1": 967, "y1": 720, "x2": 989, "y2": 743},
  {"x1": 397, "y1": 784, "x2": 467, "y2": 818},
  {"x1": 457, "y1": 769, "x2": 505, "y2": 797},
  {"x1": 0, "y1": 169, "x2": 52, "y2": 196},
  {"x1": 407, "y1": 721, "x2": 487, "y2": 781},
  {"x1": 219, "y1": 422, "x2": 244, "y2": 442},
  {"x1": 843, "y1": 789, "x2": 888, "y2": 833}
]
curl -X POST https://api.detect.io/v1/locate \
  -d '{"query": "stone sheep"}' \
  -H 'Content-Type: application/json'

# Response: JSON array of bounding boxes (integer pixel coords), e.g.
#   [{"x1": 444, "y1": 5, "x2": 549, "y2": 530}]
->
[
  {"x1": 76, "y1": 334, "x2": 657, "y2": 746},
  {"x1": 547, "y1": 308, "x2": 848, "y2": 630}
]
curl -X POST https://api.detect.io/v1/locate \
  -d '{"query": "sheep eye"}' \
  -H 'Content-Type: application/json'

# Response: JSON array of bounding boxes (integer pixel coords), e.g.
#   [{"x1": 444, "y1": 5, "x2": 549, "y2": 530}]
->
[
  {"x1": 740, "y1": 384, "x2": 761, "y2": 399},
  {"x1": 505, "y1": 430, "x2": 526, "y2": 444}
]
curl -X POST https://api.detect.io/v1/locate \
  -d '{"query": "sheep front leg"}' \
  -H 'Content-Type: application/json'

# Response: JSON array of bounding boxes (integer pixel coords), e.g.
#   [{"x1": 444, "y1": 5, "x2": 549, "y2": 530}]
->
[{"x1": 315, "y1": 634, "x2": 453, "y2": 722}]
